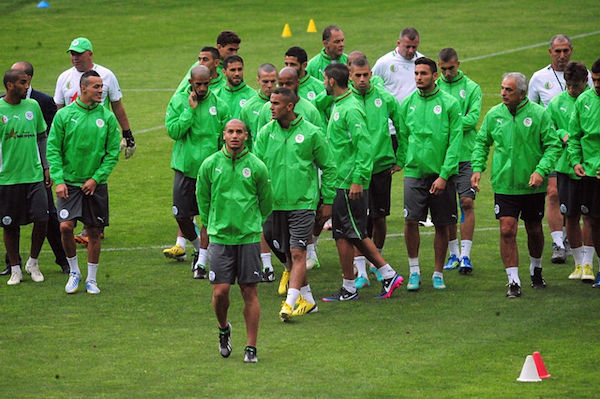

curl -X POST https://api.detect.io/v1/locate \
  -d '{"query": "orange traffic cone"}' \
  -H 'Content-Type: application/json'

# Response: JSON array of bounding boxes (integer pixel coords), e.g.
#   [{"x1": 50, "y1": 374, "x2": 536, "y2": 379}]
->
[{"x1": 532, "y1": 351, "x2": 551, "y2": 379}]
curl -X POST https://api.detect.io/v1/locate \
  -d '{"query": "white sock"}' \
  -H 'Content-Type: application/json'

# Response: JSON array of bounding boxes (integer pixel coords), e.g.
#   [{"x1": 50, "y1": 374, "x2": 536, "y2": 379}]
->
[
  {"x1": 300, "y1": 285, "x2": 315, "y2": 304},
  {"x1": 190, "y1": 237, "x2": 201, "y2": 252},
  {"x1": 433, "y1": 271, "x2": 443, "y2": 279},
  {"x1": 198, "y1": 248, "x2": 208, "y2": 267},
  {"x1": 285, "y1": 288, "x2": 300, "y2": 307},
  {"x1": 306, "y1": 243, "x2": 317, "y2": 259},
  {"x1": 261, "y1": 253, "x2": 273, "y2": 271},
  {"x1": 506, "y1": 267, "x2": 520, "y2": 285},
  {"x1": 378, "y1": 264, "x2": 396, "y2": 280},
  {"x1": 11, "y1": 265, "x2": 21, "y2": 274},
  {"x1": 343, "y1": 279, "x2": 356, "y2": 293},
  {"x1": 571, "y1": 245, "x2": 584, "y2": 266},
  {"x1": 409, "y1": 257, "x2": 420, "y2": 275},
  {"x1": 27, "y1": 257, "x2": 38, "y2": 266},
  {"x1": 551, "y1": 231, "x2": 564, "y2": 249},
  {"x1": 448, "y1": 239, "x2": 459, "y2": 256},
  {"x1": 87, "y1": 262, "x2": 98, "y2": 282},
  {"x1": 67, "y1": 256, "x2": 80, "y2": 274},
  {"x1": 460, "y1": 240, "x2": 472, "y2": 258},
  {"x1": 176, "y1": 236, "x2": 186, "y2": 248},
  {"x1": 312, "y1": 234, "x2": 319, "y2": 246},
  {"x1": 583, "y1": 246, "x2": 595, "y2": 266},
  {"x1": 354, "y1": 256, "x2": 367, "y2": 277},
  {"x1": 529, "y1": 256, "x2": 542, "y2": 275}
]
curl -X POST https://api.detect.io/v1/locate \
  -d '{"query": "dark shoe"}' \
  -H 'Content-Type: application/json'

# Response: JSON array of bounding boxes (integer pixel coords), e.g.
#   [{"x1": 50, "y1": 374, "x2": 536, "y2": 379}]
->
[
  {"x1": 193, "y1": 266, "x2": 207, "y2": 279},
  {"x1": 0, "y1": 265, "x2": 10, "y2": 276},
  {"x1": 59, "y1": 263, "x2": 70, "y2": 274},
  {"x1": 244, "y1": 346, "x2": 258, "y2": 363},
  {"x1": 261, "y1": 269, "x2": 275, "y2": 283},
  {"x1": 530, "y1": 267, "x2": 546, "y2": 289},
  {"x1": 219, "y1": 323, "x2": 232, "y2": 358},
  {"x1": 506, "y1": 282, "x2": 522, "y2": 298}
]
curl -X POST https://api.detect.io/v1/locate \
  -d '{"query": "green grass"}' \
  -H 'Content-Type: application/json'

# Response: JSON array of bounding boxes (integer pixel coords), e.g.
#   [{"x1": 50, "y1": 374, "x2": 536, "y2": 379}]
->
[{"x1": 1, "y1": 0, "x2": 600, "y2": 397}]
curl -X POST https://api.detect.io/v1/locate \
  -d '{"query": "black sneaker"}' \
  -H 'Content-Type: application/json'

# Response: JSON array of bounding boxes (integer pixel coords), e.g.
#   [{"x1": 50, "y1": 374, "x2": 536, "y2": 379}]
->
[
  {"x1": 530, "y1": 267, "x2": 546, "y2": 289},
  {"x1": 193, "y1": 266, "x2": 207, "y2": 279},
  {"x1": 244, "y1": 346, "x2": 258, "y2": 363},
  {"x1": 506, "y1": 282, "x2": 522, "y2": 298},
  {"x1": 261, "y1": 269, "x2": 274, "y2": 283},
  {"x1": 191, "y1": 251, "x2": 199, "y2": 271},
  {"x1": 321, "y1": 287, "x2": 359, "y2": 302},
  {"x1": 219, "y1": 323, "x2": 232, "y2": 358}
]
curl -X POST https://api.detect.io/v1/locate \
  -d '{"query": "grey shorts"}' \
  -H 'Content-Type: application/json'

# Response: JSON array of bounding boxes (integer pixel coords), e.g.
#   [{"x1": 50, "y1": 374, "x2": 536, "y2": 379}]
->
[
  {"x1": 208, "y1": 242, "x2": 262, "y2": 285},
  {"x1": 56, "y1": 184, "x2": 109, "y2": 227},
  {"x1": 404, "y1": 176, "x2": 457, "y2": 226},
  {"x1": 172, "y1": 170, "x2": 199, "y2": 218},
  {"x1": 332, "y1": 188, "x2": 369, "y2": 240},
  {"x1": 450, "y1": 161, "x2": 476, "y2": 200},
  {"x1": 0, "y1": 181, "x2": 48, "y2": 227},
  {"x1": 267, "y1": 210, "x2": 315, "y2": 255}
]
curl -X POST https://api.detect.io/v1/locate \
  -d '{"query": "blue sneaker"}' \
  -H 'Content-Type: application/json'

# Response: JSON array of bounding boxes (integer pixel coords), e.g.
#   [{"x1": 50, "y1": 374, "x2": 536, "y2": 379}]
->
[
  {"x1": 432, "y1": 275, "x2": 446, "y2": 290},
  {"x1": 86, "y1": 280, "x2": 101, "y2": 294},
  {"x1": 355, "y1": 275, "x2": 370, "y2": 290},
  {"x1": 369, "y1": 265, "x2": 383, "y2": 282},
  {"x1": 443, "y1": 254, "x2": 460, "y2": 270},
  {"x1": 593, "y1": 272, "x2": 600, "y2": 288},
  {"x1": 458, "y1": 256, "x2": 473, "y2": 275},
  {"x1": 406, "y1": 272, "x2": 421, "y2": 291},
  {"x1": 376, "y1": 273, "x2": 404, "y2": 299},
  {"x1": 65, "y1": 271, "x2": 81, "y2": 294}
]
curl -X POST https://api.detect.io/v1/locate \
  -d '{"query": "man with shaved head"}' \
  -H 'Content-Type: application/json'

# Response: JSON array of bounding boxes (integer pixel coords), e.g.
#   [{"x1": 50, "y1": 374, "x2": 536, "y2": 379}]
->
[
  {"x1": 197, "y1": 118, "x2": 272, "y2": 363},
  {"x1": 166, "y1": 65, "x2": 231, "y2": 279},
  {"x1": 174, "y1": 46, "x2": 227, "y2": 94},
  {"x1": 240, "y1": 63, "x2": 278, "y2": 145}
]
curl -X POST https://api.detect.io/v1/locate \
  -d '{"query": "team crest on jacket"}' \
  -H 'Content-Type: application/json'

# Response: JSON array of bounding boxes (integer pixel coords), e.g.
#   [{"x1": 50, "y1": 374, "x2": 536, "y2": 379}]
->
[
  {"x1": 239, "y1": 99, "x2": 247, "y2": 108},
  {"x1": 433, "y1": 105, "x2": 442, "y2": 115},
  {"x1": 96, "y1": 119, "x2": 105, "y2": 128},
  {"x1": 523, "y1": 117, "x2": 532, "y2": 127},
  {"x1": 460, "y1": 90, "x2": 466, "y2": 99},
  {"x1": 209, "y1": 106, "x2": 217, "y2": 115},
  {"x1": 295, "y1": 134, "x2": 304, "y2": 143},
  {"x1": 333, "y1": 112, "x2": 340, "y2": 121},
  {"x1": 1, "y1": 115, "x2": 8, "y2": 124},
  {"x1": 307, "y1": 91, "x2": 316, "y2": 100},
  {"x1": 25, "y1": 111, "x2": 34, "y2": 120},
  {"x1": 374, "y1": 98, "x2": 382, "y2": 107},
  {"x1": 242, "y1": 167, "x2": 251, "y2": 178}
]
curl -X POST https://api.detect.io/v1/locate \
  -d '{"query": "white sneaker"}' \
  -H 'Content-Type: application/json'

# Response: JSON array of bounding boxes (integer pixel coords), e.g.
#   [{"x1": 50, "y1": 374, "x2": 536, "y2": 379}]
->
[
  {"x1": 65, "y1": 271, "x2": 81, "y2": 294},
  {"x1": 86, "y1": 280, "x2": 101, "y2": 294},
  {"x1": 7, "y1": 268, "x2": 22, "y2": 285},
  {"x1": 25, "y1": 260, "x2": 44, "y2": 282}
]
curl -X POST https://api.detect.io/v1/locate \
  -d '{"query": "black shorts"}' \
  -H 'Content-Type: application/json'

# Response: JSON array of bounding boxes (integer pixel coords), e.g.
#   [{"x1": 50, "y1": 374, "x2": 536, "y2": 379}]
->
[
  {"x1": 332, "y1": 188, "x2": 369, "y2": 240},
  {"x1": 450, "y1": 161, "x2": 476, "y2": 200},
  {"x1": 580, "y1": 177, "x2": 600, "y2": 219},
  {"x1": 172, "y1": 170, "x2": 198, "y2": 218},
  {"x1": 208, "y1": 242, "x2": 262, "y2": 285},
  {"x1": 369, "y1": 170, "x2": 392, "y2": 218},
  {"x1": 265, "y1": 210, "x2": 315, "y2": 255},
  {"x1": 494, "y1": 193, "x2": 545, "y2": 222},
  {"x1": 262, "y1": 213, "x2": 287, "y2": 264},
  {"x1": 403, "y1": 176, "x2": 457, "y2": 226},
  {"x1": 0, "y1": 181, "x2": 48, "y2": 227},
  {"x1": 557, "y1": 172, "x2": 583, "y2": 217},
  {"x1": 56, "y1": 184, "x2": 109, "y2": 227}
]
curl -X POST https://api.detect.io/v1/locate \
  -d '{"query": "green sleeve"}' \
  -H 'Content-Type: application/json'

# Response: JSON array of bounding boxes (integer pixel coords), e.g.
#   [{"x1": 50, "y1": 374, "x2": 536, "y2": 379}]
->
[
  {"x1": 463, "y1": 83, "x2": 482, "y2": 131},
  {"x1": 534, "y1": 111, "x2": 561, "y2": 177},
  {"x1": 471, "y1": 113, "x2": 494, "y2": 173},
  {"x1": 394, "y1": 101, "x2": 409, "y2": 170},
  {"x1": 567, "y1": 108, "x2": 584, "y2": 169},
  {"x1": 256, "y1": 102, "x2": 271, "y2": 132},
  {"x1": 385, "y1": 93, "x2": 402, "y2": 165},
  {"x1": 439, "y1": 100, "x2": 463, "y2": 180},
  {"x1": 218, "y1": 99, "x2": 231, "y2": 149},
  {"x1": 312, "y1": 129, "x2": 336, "y2": 204},
  {"x1": 252, "y1": 124, "x2": 267, "y2": 160},
  {"x1": 92, "y1": 113, "x2": 121, "y2": 183},
  {"x1": 47, "y1": 111, "x2": 66, "y2": 184},
  {"x1": 255, "y1": 160, "x2": 273, "y2": 223},
  {"x1": 196, "y1": 157, "x2": 212, "y2": 227},
  {"x1": 348, "y1": 108, "x2": 372, "y2": 186},
  {"x1": 165, "y1": 94, "x2": 193, "y2": 140}
]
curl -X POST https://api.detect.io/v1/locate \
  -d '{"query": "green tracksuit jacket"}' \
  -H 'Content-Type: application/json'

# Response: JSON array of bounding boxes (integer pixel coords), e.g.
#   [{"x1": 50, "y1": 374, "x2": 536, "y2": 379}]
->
[
  {"x1": 547, "y1": 89, "x2": 584, "y2": 178},
  {"x1": 174, "y1": 61, "x2": 226, "y2": 94},
  {"x1": 568, "y1": 88, "x2": 600, "y2": 176},
  {"x1": 239, "y1": 90, "x2": 270, "y2": 147},
  {"x1": 306, "y1": 48, "x2": 348, "y2": 81},
  {"x1": 396, "y1": 87, "x2": 463, "y2": 180},
  {"x1": 213, "y1": 82, "x2": 256, "y2": 120},
  {"x1": 472, "y1": 98, "x2": 561, "y2": 194},
  {"x1": 256, "y1": 96, "x2": 324, "y2": 132},
  {"x1": 166, "y1": 90, "x2": 230, "y2": 178},
  {"x1": 436, "y1": 71, "x2": 482, "y2": 161},
  {"x1": 196, "y1": 147, "x2": 272, "y2": 245},
  {"x1": 254, "y1": 115, "x2": 336, "y2": 210},
  {"x1": 47, "y1": 98, "x2": 120, "y2": 185},
  {"x1": 298, "y1": 73, "x2": 325, "y2": 103}
]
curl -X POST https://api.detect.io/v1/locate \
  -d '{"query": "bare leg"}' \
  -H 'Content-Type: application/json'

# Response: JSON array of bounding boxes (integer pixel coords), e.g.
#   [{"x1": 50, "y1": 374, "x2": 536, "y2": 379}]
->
[
  {"x1": 239, "y1": 283, "x2": 260, "y2": 347},
  {"x1": 499, "y1": 217, "x2": 519, "y2": 268},
  {"x1": 404, "y1": 220, "x2": 420, "y2": 258},
  {"x1": 433, "y1": 224, "x2": 449, "y2": 273},
  {"x1": 60, "y1": 220, "x2": 77, "y2": 258},
  {"x1": 213, "y1": 283, "x2": 231, "y2": 329}
]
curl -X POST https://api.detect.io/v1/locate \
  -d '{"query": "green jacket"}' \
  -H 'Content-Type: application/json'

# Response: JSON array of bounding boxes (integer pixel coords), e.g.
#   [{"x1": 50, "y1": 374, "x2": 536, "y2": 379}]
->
[
  {"x1": 472, "y1": 98, "x2": 561, "y2": 194},
  {"x1": 327, "y1": 90, "x2": 372, "y2": 189},
  {"x1": 239, "y1": 90, "x2": 270, "y2": 147},
  {"x1": 306, "y1": 48, "x2": 348, "y2": 81},
  {"x1": 166, "y1": 90, "x2": 230, "y2": 178},
  {"x1": 257, "y1": 96, "x2": 324, "y2": 131},
  {"x1": 436, "y1": 71, "x2": 482, "y2": 161},
  {"x1": 396, "y1": 87, "x2": 463, "y2": 180},
  {"x1": 213, "y1": 82, "x2": 257, "y2": 119},
  {"x1": 47, "y1": 98, "x2": 120, "y2": 185},
  {"x1": 254, "y1": 115, "x2": 336, "y2": 210},
  {"x1": 174, "y1": 61, "x2": 226, "y2": 94},
  {"x1": 196, "y1": 147, "x2": 272, "y2": 245},
  {"x1": 568, "y1": 88, "x2": 600, "y2": 176},
  {"x1": 352, "y1": 85, "x2": 401, "y2": 174},
  {"x1": 547, "y1": 89, "x2": 583, "y2": 178},
  {"x1": 298, "y1": 73, "x2": 325, "y2": 102}
]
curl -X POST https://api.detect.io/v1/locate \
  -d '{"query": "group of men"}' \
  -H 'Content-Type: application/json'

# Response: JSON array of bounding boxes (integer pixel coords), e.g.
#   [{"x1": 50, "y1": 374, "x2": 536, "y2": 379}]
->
[{"x1": 2, "y1": 27, "x2": 599, "y2": 363}]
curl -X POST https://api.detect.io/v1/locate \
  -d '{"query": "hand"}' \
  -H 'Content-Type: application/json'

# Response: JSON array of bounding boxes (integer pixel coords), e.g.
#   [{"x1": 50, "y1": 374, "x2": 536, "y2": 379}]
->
[
  {"x1": 471, "y1": 172, "x2": 481, "y2": 192},
  {"x1": 43, "y1": 169, "x2": 53, "y2": 188},
  {"x1": 389, "y1": 165, "x2": 402, "y2": 175},
  {"x1": 188, "y1": 91, "x2": 198, "y2": 109},
  {"x1": 562, "y1": 133, "x2": 569, "y2": 145},
  {"x1": 81, "y1": 178, "x2": 98, "y2": 195},
  {"x1": 597, "y1": 170, "x2": 600, "y2": 179},
  {"x1": 573, "y1": 164, "x2": 586, "y2": 177},
  {"x1": 56, "y1": 183, "x2": 68, "y2": 199},
  {"x1": 349, "y1": 183, "x2": 363, "y2": 200},
  {"x1": 429, "y1": 177, "x2": 447, "y2": 195},
  {"x1": 119, "y1": 129, "x2": 136, "y2": 159},
  {"x1": 528, "y1": 171, "x2": 544, "y2": 187}
]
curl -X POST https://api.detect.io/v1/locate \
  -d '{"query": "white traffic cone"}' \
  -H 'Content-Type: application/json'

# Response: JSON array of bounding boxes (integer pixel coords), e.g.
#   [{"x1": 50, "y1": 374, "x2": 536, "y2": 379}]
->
[{"x1": 517, "y1": 355, "x2": 541, "y2": 382}]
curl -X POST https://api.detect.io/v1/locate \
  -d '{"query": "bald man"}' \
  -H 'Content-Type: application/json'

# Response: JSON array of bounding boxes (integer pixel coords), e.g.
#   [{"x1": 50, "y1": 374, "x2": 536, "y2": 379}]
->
[{"x1": 166, "y1": 65, "x2": 231, "y2": 278}]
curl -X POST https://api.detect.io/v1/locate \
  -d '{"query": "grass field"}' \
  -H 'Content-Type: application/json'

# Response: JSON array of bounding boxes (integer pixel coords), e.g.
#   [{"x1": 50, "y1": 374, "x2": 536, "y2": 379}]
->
[{"x1": 1, "y1": 0, "x2": 600, "y2": 397}]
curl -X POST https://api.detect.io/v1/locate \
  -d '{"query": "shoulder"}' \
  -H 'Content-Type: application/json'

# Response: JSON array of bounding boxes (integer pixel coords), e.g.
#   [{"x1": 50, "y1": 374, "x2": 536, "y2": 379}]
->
[
  {"x1": 94, "y1": 64, "x2": 117, "y2": 79},
  {"x1": 529, "y1": 65, "x2": 551, "y2": 82}
]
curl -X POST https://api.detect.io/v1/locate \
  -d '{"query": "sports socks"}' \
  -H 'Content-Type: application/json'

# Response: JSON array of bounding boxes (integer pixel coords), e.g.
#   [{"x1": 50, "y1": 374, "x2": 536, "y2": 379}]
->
[
  {"x1": 198, "y1": 248, "x2": 208, "y2": 267},
  {"x1": 409, "y1": 257, "x2": 420, "y2": 275},
  {"x1": 506, "y1": 266, "x2": 520, "y2": 285},
  {"x1": 571, "y1": 245, "x2": 584, "y2": 266},
  {"x1": 286, "y1": 288, "x2": 300, "y2": 308},
  {"x1": 378, "y1": 264, "x2": 395, "y2": 280},
  {"x1": 583, "y1": 246, "x2": 595, "y2": 266},
  {"x1": 300, "y1": 285, "x2": 315, "y2": 304},
  {"x1": 529, "y1": 256, "x2": 542, "y2": 275},
  {"x1": 67, "y1": 255, "x2": 80, "y2": 274},
  {"x1": 354, "y1": 256, "x2": 367, "y2": 277},
  {"x1": 551, "y1": 231, "x2": 564, "y2": 249},
  {"x1": 448, "y1": 239, "x2": 459, "y2": 257},
  {"x1": 190, "y1": 237, "x2": 201, "y2": 252},
  {"x1": 176, "y1": 236, "x2": 186, "y2": 249},
  {"x1": 343, "y1": 278, "x2": 356, "y2": 294},
  {"x1": 261, "y1": 252, "x2": 273, "y2": 271},
  {"x1": 460, "y1": 240, "x2": 472, "y2": 258},
  {"x1": 87, "y1": 263, "x2": 98, "y2": 282}
]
